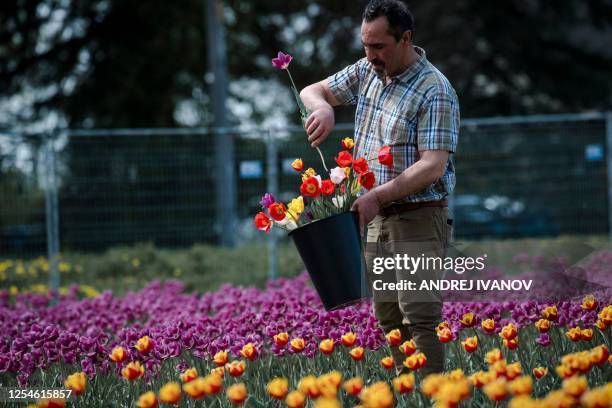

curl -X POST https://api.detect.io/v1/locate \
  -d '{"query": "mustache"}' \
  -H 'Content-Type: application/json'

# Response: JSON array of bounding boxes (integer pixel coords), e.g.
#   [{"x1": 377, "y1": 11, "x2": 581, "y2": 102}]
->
[{"x1": 370, "y1": 59, "x2": 385, "y2": 66}]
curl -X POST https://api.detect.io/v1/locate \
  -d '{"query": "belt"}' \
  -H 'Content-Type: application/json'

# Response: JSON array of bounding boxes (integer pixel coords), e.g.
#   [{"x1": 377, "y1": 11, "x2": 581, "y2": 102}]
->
[{"x1": 379, "y1": 199, "x2": 448, "y2": 216}]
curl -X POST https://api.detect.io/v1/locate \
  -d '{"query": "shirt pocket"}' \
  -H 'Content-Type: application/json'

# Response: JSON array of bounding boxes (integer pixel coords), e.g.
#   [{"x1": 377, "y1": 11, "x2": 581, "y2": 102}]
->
[{"x1": 380, "y1": 104, "x2": 418, "y2": 147}]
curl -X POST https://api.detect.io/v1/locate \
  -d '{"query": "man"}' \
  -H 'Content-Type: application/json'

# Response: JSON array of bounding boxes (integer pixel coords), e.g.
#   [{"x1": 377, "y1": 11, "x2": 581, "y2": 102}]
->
[{"x1": 299, "y1": 0, "x2": 459, "y2": 375}]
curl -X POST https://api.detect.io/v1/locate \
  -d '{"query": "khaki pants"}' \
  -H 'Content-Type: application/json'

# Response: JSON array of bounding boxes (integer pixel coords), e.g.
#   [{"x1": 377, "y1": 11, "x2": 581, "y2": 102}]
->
[{"x1": 365, "y1": 206, "x2": 451, "y2": 376}]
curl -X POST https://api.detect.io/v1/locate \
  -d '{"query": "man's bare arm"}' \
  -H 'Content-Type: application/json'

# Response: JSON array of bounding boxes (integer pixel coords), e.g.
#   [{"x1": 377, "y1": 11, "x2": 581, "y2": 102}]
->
[{"x1": 299, "y1": 79, "x2": 340, "y2": 147}]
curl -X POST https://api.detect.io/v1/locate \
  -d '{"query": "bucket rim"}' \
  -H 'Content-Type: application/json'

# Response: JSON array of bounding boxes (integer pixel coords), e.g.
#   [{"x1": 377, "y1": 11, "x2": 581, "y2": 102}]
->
[{"x1": 287, "y1": 210, "x2": 358, "y2": 237}]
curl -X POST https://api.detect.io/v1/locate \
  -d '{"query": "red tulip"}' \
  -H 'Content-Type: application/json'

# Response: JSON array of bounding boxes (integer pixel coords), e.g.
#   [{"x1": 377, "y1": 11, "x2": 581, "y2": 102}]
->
[{"x1": 378, "y1": 145, "x2": 393, "y2": 167}]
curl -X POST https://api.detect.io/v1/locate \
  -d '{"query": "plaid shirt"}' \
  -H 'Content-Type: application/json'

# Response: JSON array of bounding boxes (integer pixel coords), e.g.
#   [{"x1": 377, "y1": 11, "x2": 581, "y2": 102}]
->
[{"x1": 327, "y1": 46, "x2": 460, "y2": 203}]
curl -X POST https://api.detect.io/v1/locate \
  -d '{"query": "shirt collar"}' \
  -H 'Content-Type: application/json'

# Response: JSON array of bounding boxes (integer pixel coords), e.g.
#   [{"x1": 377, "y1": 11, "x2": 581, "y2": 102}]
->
[{"x1": 387, "y1": 46, "x2": 427, "y2": 83}]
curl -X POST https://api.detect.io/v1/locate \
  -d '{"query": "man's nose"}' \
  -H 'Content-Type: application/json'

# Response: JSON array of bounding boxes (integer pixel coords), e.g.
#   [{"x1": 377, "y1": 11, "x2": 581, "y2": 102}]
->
[{"x1": 365, "y1": 48, "x2": 377, "y2": 62}]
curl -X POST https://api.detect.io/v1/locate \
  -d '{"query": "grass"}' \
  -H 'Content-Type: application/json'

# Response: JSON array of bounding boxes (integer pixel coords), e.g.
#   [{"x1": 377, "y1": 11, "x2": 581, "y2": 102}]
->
[{"x1": 1, "y1": 235, "x2": 610, "y2": 296}]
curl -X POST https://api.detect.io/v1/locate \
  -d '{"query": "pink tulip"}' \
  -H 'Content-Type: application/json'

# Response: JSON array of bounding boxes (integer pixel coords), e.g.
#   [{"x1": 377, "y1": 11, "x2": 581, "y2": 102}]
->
[{"x1": 271, "y1": 51, "x2": 292, "y2": 70}]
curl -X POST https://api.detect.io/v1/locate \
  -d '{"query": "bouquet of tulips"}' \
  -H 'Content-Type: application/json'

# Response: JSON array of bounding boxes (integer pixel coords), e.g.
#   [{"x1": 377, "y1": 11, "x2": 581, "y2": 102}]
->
[{"x1": 254, "y1": 51, "x2": 394, "y2": 233}]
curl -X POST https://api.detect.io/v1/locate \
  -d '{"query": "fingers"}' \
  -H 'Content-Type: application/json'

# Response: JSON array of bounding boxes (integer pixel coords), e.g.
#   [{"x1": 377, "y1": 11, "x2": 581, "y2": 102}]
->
[
  {"x1": 305, "y1": 114, "x2": 315, "y2": 128},
  {"x1": 306, "y1": 118, "x2": 319, "y2": 135},
  {"x1": 308, "y1": 126, "x2": 327, "y2": 147}
]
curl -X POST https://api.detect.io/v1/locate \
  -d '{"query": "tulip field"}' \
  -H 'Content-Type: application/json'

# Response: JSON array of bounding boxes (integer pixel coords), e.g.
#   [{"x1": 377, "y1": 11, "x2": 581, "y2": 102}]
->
[{"x1": 0, "y1": 246, "x2": 611, "y2": 407}]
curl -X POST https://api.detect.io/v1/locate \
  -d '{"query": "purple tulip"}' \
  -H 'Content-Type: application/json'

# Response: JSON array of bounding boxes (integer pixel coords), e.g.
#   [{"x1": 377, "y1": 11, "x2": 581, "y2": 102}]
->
[
  {"x1": 259, "y1": 193, "x2": 276, "y2": 209},
  {"x1": 271, "y1": 51, "x2": 293, "y2": 70},
  {"x1": 535, "y1": 333, "x2": 551, "y2": 347}
]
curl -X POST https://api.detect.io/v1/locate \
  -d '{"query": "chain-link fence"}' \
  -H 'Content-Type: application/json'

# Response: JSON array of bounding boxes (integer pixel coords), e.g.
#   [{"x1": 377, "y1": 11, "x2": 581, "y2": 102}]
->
[{"x1": 1, "y1": 112, "x2": 611, "y2": 281}]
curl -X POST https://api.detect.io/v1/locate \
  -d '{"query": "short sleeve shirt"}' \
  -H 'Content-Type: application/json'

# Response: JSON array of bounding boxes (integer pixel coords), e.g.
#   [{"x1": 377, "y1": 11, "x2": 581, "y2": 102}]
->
[{"x1": 327, "y1": 46, "x2": 460, "y2": 203}]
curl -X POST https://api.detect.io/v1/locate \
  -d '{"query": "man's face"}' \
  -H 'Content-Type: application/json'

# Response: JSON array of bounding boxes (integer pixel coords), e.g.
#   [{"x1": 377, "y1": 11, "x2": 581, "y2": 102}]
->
[{"x1": 361, "y1": 16, "x2": 410, "y2": 78}]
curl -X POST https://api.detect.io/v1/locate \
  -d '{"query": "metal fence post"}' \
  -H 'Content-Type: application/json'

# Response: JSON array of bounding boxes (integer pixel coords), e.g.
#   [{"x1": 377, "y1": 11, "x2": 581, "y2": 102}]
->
[
  {"x1": 266, "y1": 130, "x2": 278, "y2": 281},
  {"x1": 44, "y1": 132, "x2": 60, "y2": 294},
  {"x1": 606, "y1": 111, "x2": 612, "y2": 241}
]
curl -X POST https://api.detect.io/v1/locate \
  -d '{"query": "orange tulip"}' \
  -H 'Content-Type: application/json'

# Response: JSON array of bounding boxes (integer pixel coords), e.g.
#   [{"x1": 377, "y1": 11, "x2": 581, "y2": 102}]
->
[
  {"x1": 436, "y1": 321, "x2": 451, "y2": 332},
  {"x1": 135, "y1": 336, "x2": 153, "y2": 354},
  {"x1": 226, "y1": 361, "x2": 246, "y2": 377},
  {"x1": 273, "y1": 332, "x2": 289, "y2": 347},
  {"x1": 239, "y1": 343, "x2": 257, "y2": 360},
  {"x1": 490, "y1": 360, "x2": 507, "y2": 378},
  {"x1": 485, "y1": 348, "x2": 504, "y2": 365},
  {"x1": 109, "y1": 346, "x2": 127, "y2": 363},
  {"x1": 380, "y1": 356, "x2": 395, "y2": 369},
  {"x1": 226, "y1": 383, "x2": 247, "y2": 405},
  {"x1": 399, "y1": 339, "x2": 417, "y2": 356},
  {"x1": 590, "y1": 345, "x2": 609, "y2": 366},
  {"x1": 532, "y1": 367, "x2": 548, "y2": 379},
  {"x1": 503, "y1": 338, "x2": 519, "y2": 350},
  {"x1": 267, "y1": 377, "x2": 289, "y2": 400},
  {"x1": 566, "y1": 327, "x2": 582, "y2": 342},
  {"x1": 348, "y1": 346, "x2": 365, "y2": 361},
  {"x1": 483, "y1": 379, "x2": 508, "y2": 401},
  {"x1": 506, "y1": 362, "x2": 522, "y2": 380},
  {"x1": 598, "y1": 305, "x2": 612, "y2": 325},
  {"x1": 508, "y1": 376, "x2": 532, "y2": 396},
  {"x1": 64, "y1": 372, "x2": 86, "y2": 396},
  {"x1": 541, "y1": 305, "x2": 558, "y2": 321},
  {"x1": 202, "y1": 373, "x2": 223, "y2": 395},
  {"x1": 317, "y1": 370, "x2": 343, "y2": 392},
  {"x1": 285, "y1": 390, "x2": 306, "y2": 408},
  {"x1": 290, "y1": 338, "x2": 305, "y2": 353},
  {"x1": 36, "y1": 399, "x2": 66, "y2": 408},
  {"x1": 580, "y1": 328, "x2": 593, "y2": 341},
  {"x1": 291, "y1": 158, "x2": 304, "y2": 172},
  {"x1": 360, "y1": 381, "x2": 394, "y2": 408},
  {"x1": 319, "y1": 339, "x2": 334, "y2": 355},
  {"x1": 210, "y1": 367, "x2": 225, "y2": 378},
  {"x1": 341, "y1": 332, "x2": 357, "y2": 347},
  {"x1": 562, "y1": 376, "x2": 588, "y2": 398},
  {"x1": 393, "y1": 373, "x2": 415, "y2": 394},
  {"x1": 298, "y1": 375, "x2": 320, "y2": 398},
  {"x1": 535, "y1": 319, "x2": 551, "y2": 333},
  {"x1": 460, "y1": 312, "x2": 476, "y2": 327},
  {"x1": 461, "y1": 336, "x2": 478, "y2": 353},
  {"x1": 499, "y1": 323, "x2": 517, "y2": 340},
  {"x1": 595, "y1": 320, "x2": 606, "y2": 330},
  {"x1": 385, "y1": 329, "x2": 402, "y2": 346},
  {"x1": 342, "y1": 377, "x2": 363, "y2": 396},
  {"x1": 136, "y1": 391, "x2": 157, "y2": 408},
  {"x1": 581, "y1": 294, "x2": 598, "y2": 311},
  {"x1": 182, "y1": 377, "x2": 207, "y2": 399},
  {"x1": 341, "y1": 137, "x2": 355, "y2": 150},
  {"x1": 159, "y1": 382, "x2": 181, "y2": 405},
  {"x1": 481, "y1": 319, "x2": 496, "y2": 333},
  {"x1": 555, "y1": 364, "x2": 575, "y2": 379},
  {"x1": 470, "y1": 371, "x2": 495, "y2": 388},
  {"x1": 122, "y1": 361, "x2": 144, "y2": 381},
  {"x1": 180, "y1": 367, "x2": 198, "y2": 383},
  {"x1": 437, "y1": 327, "x2": 453, "y2": 343},
  {"x1": 213, "y1": 350, "x2": 229, "y2": 366},
  {"x1": 404, "y1": 352, "x2": 427, "y2": 370}
]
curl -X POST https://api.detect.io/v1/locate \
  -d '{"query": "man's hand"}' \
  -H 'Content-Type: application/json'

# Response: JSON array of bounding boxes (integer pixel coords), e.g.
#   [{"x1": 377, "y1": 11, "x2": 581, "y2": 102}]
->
[
  {"x1": 351, "y1": 190, "x2": 382, "y2": 229},
  {"x1": 305, "y1": 106, "x2": 335, "y2": 147}
]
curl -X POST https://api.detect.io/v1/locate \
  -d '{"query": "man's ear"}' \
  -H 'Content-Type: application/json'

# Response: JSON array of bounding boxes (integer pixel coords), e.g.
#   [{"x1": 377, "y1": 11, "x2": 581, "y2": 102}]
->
[{"x1": 402, "y1": 31, "x2": 412, "y2": 44}]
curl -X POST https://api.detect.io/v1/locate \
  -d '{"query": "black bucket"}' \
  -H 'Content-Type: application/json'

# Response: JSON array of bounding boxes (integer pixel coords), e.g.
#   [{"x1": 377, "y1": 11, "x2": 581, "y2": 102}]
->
[{"x1": 289, "y1": 211, "x2": 369, "y2": 310}]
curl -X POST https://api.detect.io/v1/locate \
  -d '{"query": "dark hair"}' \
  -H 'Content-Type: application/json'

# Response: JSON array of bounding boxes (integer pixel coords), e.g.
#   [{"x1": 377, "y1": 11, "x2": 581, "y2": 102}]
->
[{"x1": 362, "y1": 0, "x2": 414, "y2": 41}]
